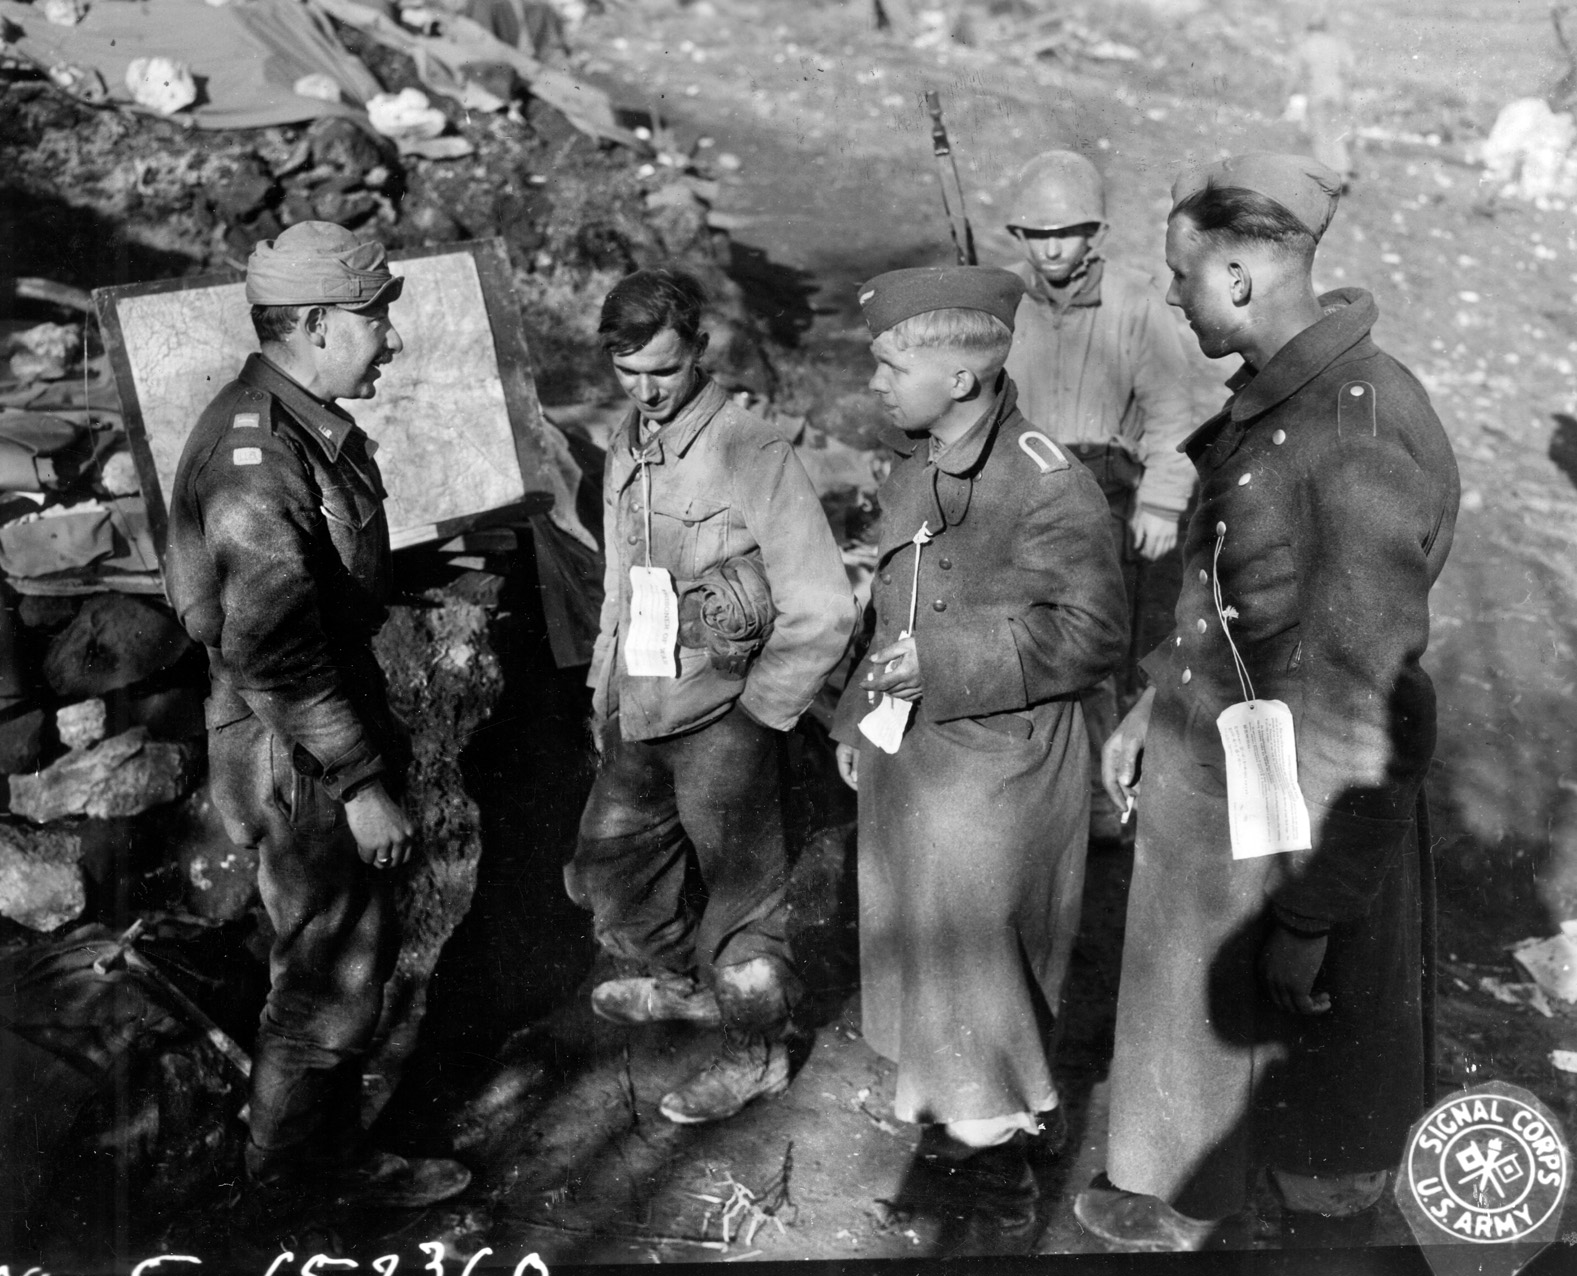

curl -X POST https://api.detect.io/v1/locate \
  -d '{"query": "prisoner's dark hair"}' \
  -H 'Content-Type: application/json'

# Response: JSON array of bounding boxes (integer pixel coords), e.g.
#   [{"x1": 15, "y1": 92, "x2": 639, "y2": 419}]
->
[
  {"x1": 598, "y1": 268, "x2": 708, "y2": 356},
  {"x1": 1170, "y1": 185, "x2": 1318, "y2": 265},
  {"x1": 251, "y1": 304, "x2": 305, "y2": 346}
]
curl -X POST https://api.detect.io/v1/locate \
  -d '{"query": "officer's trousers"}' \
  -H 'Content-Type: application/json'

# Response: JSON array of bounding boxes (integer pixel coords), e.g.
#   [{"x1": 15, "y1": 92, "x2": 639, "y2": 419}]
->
[
  {"x1": 565, "y1": 702, "x2": 798, "y2": 1038},
  {"x1": 207, "y1": 707, "x2": 399, "y2": 1179}
]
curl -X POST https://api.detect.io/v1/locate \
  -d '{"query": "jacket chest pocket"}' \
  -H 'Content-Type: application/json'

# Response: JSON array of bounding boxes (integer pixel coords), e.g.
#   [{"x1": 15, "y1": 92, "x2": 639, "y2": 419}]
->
[
  {"x1": 319, "y1": 474, "x2": 383, "y2": 569},
  {"x1": 650, "y1": 494, "x2": 731, "y2": 579}
]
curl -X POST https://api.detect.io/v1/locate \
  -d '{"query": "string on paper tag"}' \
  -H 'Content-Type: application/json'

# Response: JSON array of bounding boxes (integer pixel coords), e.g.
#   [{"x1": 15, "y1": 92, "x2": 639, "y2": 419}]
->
[
  {"x1": 624, "y1": 458, "x2": 679, "y2": 678},
  {"x1": 1208, "y1": 524, "x2": 1312, "y2": 858},
  {"x1": 859, "y1": 522, "x2": 933, "y2": 754}
]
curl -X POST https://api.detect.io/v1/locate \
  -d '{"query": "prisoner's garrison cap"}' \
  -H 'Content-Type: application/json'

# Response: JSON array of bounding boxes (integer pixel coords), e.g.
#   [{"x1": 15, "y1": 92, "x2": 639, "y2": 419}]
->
[
  {"x1": 1169, "y1": 151, "x2": 1342, "y2": 239},
  {"x1": 858, "y1": 266, "x2": 1026, "y2": 337},
  {"x1": 245, "y1": 221, "x2": 404, "y2": 310}
]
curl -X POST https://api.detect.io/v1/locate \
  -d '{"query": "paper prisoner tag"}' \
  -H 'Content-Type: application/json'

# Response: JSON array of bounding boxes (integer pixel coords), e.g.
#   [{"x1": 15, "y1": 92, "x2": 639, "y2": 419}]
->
[
  {"x1": 624, "y1": 565, "x2": 679, "y2": 677},
  {"x1": 1215, "y1": 699, "x2": 1312, "y2": 859},
  {"x1": 859, "y1": 694, "x2": 912, "y2": 754},
  {"x1": 858, "y1": 629, "x2": 914, "y2": 754}
]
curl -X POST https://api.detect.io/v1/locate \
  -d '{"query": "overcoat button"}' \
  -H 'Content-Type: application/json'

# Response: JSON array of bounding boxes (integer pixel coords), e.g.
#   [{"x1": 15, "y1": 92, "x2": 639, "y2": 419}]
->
[
  {"x1": 881, "y1": 572, "x2": 893, "y2": 584},
  {"x1": 1273, "y1": 429, "x2": 1287, "y2": 445},
  {"x1": 1196, "y1": 619, "x2": 1208, "y2": 633},
  {"x1": 1199, "y1": 569, "x2": 1209, "y2": 583},
  {"x1": 1175, "y1": 636, "x2": 1183, "y2": 647},
  {"x1": 683, "y1": 518, "x2": 696, "y2": 527},
  {"x1": 1182, "y1": 668, "x2": 1192, "y2": 684},
  {"x1": 932, "y1": 600, "x2": 947, "y2": 612},
  {"x1": 939, "y1": 557, "x2": 953, "y2": 570},
  {"x1": 1238, "y1": 473, "x2": 1252, "y2": 486},
  {"x1": 1216, "y1": 521, "x2": 1227, "y2": 536},
  {"x1": 626, "y1": 534, "x2": 639, "y2": 545}
]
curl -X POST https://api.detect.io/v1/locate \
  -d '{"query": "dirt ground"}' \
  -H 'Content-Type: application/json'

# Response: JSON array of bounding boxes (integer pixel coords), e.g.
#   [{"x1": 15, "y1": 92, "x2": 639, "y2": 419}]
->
[{"x1": 16, "y1": 0, "x2": 1577, "y2": 1270}]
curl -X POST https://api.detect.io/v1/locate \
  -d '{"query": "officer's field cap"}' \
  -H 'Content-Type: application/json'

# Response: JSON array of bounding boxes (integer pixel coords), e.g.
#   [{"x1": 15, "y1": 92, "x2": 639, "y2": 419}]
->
[
  {"x1": 245, "y1": 221, "x2": 403, "y2": 310},
  {"x1": 858, "y1": 266, "x2": 1026, "y2": 338},
  {"x1": 1169, "y1": 152, "x2": 1342, "y2": 239},
  {"x1": 1006, "y1": 150, "x2": 1106, "y2": 232}
]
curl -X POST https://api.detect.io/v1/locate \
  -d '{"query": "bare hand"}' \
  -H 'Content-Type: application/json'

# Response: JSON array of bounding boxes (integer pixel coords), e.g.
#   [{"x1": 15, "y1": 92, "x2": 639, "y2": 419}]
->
[
  {"x1": 346, "y1": 781, "x2": 413, "y2": 869},
  {"x1": 1260, "y1": 927, "x2": 1332, "y2": 1015},
  {"x1": 1129, "y1": 510, "x2": 1179, "y2": 561},
  {"x1": 836, "y1": 742, "x2": 859, "y2": 791},
  {"x1": 1101, "y1": 685, "x2": 1155, "y2": 812},
  {"x1": 863, "y1": 633, "x2": 923, "y2": 702}
]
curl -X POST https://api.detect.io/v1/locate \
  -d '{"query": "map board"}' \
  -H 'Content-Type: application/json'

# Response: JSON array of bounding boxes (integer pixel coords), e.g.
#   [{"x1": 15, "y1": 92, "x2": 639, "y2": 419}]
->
[{"x1": 95, "y1": 238, "x2": 554, "y2": 554}]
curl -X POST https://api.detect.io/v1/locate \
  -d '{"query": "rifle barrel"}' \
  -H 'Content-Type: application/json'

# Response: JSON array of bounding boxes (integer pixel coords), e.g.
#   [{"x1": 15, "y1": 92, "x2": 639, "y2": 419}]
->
[{"x1": 922, "y1": 91, "x2": 977, "y2": 265}]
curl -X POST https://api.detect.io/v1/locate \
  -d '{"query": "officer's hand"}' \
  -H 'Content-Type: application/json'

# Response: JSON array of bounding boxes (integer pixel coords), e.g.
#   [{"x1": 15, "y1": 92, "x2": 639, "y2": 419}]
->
[
  {"x1": 863, "y1": 633, "x2": 923, "y2": 702},
  {"x1": 1101, "y1": 685, "x2": 1155, "y2": 812},
  {"x1": 1130, "y1": 510, "x2": 1179, "y2": 561},
  {"x1": 1260, "y1": 926, "x2": 1332, "y2": 1016},
  {"x1": 346, "y1": 782, "x2": 413, "y2": 869},
  {"x1": 836, "y1": 742, "x2": 860, "y2": 791}
]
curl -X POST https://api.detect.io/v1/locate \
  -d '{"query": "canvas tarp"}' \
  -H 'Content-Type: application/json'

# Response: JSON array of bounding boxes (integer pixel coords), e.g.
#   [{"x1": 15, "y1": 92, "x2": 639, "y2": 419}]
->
[
  {"x1": 2, "y1": 0, "x2": 634, "y2": 143},
  {"x1": 0, "y1": 0, "x2": 383, "y2": 129}
]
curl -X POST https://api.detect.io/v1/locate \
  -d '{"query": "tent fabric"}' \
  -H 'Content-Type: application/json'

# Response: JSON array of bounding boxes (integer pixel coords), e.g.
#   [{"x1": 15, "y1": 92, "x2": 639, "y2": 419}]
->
[
  {"x1": 0, "y1": 0, "x2": 383, "y2": 130},
  {"x1": 314, "y1": 0, "x2": 632, "y2": 145}
]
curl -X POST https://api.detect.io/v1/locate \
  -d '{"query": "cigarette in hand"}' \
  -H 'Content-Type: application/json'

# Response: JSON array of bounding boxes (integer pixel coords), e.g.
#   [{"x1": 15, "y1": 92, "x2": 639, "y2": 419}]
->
[{"x1": 1120, "y1": 793, "x2": 1136, "y2": 825}]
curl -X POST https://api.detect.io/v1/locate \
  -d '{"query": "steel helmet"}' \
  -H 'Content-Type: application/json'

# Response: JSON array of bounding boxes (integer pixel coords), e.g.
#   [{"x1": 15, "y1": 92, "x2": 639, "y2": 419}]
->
[{"x1": 1005, "y1": 150, "x2": 1107, "y2": 232}]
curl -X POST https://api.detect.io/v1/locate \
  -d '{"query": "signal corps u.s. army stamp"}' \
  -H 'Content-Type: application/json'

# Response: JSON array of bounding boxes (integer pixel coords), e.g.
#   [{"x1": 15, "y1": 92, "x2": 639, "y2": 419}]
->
[{"x1": 1397, "y1": 1080, "x2": 1570, "y2": 1276}]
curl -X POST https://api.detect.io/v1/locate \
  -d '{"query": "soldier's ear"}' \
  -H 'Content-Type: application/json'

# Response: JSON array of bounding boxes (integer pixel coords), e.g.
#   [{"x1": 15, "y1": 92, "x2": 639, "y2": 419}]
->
[
  {"x1": 950, "y1": 366, "x2": 981, "y2": 401},
  {"x1": 300, "y1": 304, "x2": 332, "y2": 347},
  {"x1": 1227, "y1": 261, "x2": 1252, "y2": 306}
]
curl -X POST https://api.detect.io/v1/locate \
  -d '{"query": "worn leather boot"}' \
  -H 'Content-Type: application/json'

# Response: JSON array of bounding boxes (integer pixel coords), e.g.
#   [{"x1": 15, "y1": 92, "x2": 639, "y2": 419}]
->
[
  {"x1": 1074, "y1": 1172, "x2": 1219, "y2": 1252},
  {"x1": 591, "y1": 972, "x2": 722, "y2": 1026},
  {"x1": 914, "y1": 1127, "x2": 1044, "y2": 1254},
  {"x1": 658, "y1": 1037, "x2": 790, "y2": 1124},
  {"x1": 321, "y1": 1150, "x2": 472, "y2": 1209},
  {"x1": 249, "y1": 1145, "x2": 472, "y2": 1211}
]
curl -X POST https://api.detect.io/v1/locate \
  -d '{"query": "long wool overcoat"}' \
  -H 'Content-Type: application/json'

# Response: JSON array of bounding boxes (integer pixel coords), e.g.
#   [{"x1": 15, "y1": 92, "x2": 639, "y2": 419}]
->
[
  {"x1": 832, "y1": 378, "x2": 1127, "y2": 1125},
  {"x1": 1105, "y1": 289, "x2": 1460, "y2": 1219}
]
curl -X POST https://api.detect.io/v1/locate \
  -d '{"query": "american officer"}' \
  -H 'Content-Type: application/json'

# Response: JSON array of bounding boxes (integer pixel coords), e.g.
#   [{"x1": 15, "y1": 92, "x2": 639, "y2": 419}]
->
[
  {"x1": 1075, "y1": 154, "x2": 1460, "y2": 1249},
  {"x1": 832, "y1": 265, "x2": 1126, "y2": 1249}
]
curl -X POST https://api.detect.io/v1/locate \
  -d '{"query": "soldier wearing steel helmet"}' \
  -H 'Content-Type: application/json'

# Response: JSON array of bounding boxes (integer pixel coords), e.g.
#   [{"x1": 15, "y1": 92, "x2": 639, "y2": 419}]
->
[{"x1": 1000, "y1": 150, "x2": 1196, "y2": 841}]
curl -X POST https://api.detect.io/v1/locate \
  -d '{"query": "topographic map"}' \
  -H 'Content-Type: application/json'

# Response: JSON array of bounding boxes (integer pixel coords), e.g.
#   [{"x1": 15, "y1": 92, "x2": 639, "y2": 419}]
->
[{"x1": 115, "y1": 253, "x2": 526, "y2": 547}]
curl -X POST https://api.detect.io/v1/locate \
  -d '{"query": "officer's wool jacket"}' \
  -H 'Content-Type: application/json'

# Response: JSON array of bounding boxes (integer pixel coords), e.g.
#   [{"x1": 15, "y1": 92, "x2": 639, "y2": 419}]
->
[
  {"x1": 1003, "y1": 257, "x2": 1197, "y2": 517},
  {"x1": 589, "y1": 374, "x2": 854, "y2": 741},
  {"x1": 166, "y1": 353, "x2": 394, "y2": 801}
]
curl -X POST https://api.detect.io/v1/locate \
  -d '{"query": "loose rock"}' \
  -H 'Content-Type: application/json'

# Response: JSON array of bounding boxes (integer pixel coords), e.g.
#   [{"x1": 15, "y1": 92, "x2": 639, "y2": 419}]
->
[
  {"x1": 57, "y1": 699, "x2": 107, "y2": 752},
  {"x1": 8, "y1": 727, "x2": 200, "y2": 823},
  {"x1": 0, "y1": 822, "x2": 85, "y2": 931},
  {"x1": 43, "y1": 594, "x2": 194, "y2": 699}
]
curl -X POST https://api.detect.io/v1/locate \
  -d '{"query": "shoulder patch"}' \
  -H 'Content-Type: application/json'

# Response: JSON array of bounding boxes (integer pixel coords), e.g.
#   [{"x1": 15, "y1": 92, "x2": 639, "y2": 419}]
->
[
  {"x1": 232, "y1": 412, "x2": 260, "y2": 430},
  {"x1": 1018, "y1": 430, "x2": 1070, "y2": 474},
  {"x1": 1337, "y1": 380, "x2": 1377, "y2": 438},
  {"x1": 232, "y1": 447, "x2": 263, "y2": 467}
]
